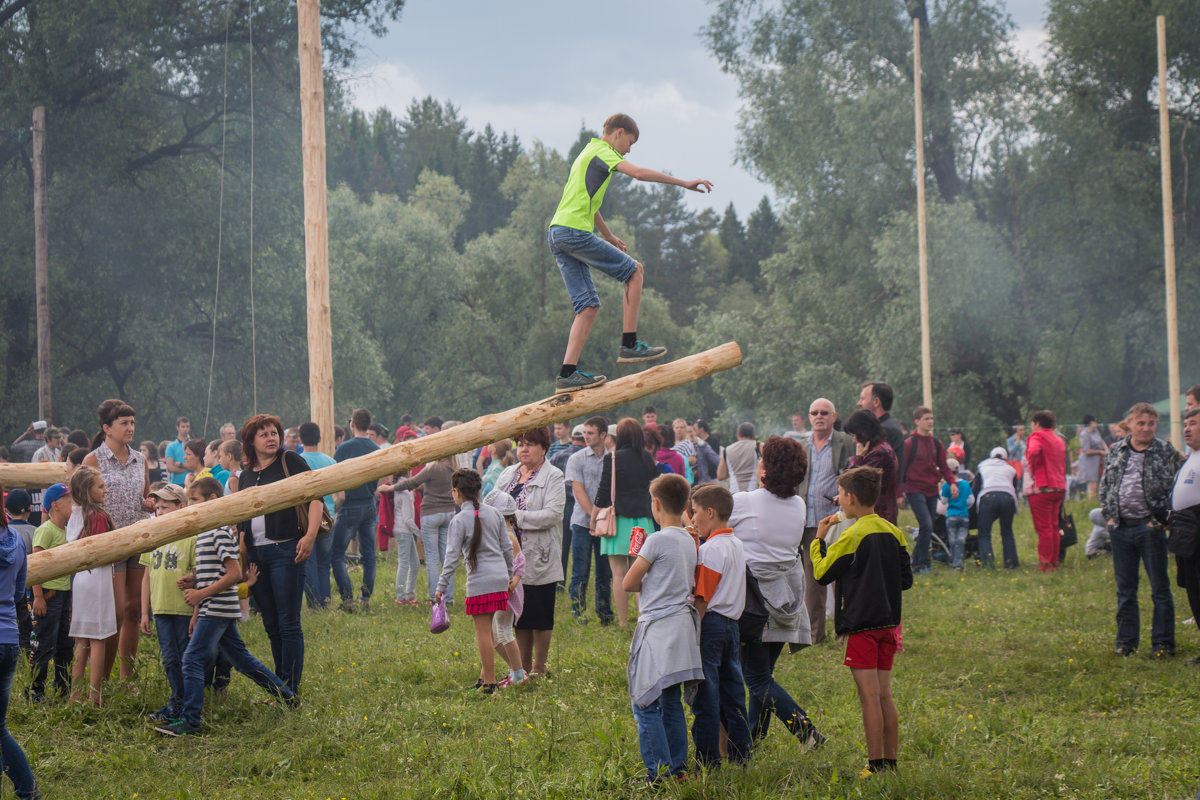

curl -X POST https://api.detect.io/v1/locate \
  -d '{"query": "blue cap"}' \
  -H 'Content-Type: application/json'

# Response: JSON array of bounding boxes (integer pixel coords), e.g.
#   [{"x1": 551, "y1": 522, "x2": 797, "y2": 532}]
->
[{"x1": 41, "y1": 483, "x2": 69, "y2": 509}]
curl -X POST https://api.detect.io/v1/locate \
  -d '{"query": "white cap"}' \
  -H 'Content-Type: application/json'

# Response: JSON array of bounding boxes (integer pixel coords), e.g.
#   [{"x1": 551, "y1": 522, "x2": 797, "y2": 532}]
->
[{"x1": 990, "y1": 446, "x2": 1007, "y2": 460}]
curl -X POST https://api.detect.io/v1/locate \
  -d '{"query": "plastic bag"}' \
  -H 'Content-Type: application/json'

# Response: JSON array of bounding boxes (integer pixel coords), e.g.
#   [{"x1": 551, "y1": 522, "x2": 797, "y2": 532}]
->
[{"x1": 430, "y1": 596, "x2": 450, "y2": 634}]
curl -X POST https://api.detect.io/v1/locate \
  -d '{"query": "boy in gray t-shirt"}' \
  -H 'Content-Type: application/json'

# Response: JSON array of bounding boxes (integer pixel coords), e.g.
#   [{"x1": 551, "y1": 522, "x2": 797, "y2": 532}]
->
[{"x1": 623, "y1": 474, "x2": 703, "y2": 784}]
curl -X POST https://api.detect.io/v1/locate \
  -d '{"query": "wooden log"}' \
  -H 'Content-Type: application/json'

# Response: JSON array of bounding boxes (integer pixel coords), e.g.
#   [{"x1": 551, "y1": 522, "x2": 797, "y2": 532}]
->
[
  {"x1": 298, "y1": 0, "x2": 335, "y2": 455},
  {"x1": 27, "y1": 343, "x2": 743, "y2": 585},
  {"x1": 0, "y1": 461, "x2": 67, "y2": 490}
]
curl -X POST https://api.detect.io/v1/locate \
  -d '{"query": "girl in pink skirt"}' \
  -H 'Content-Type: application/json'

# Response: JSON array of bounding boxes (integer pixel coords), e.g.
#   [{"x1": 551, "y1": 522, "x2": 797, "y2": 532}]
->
[{"x1": 434, "y1": 470, "x2": 514, "y2": 694}]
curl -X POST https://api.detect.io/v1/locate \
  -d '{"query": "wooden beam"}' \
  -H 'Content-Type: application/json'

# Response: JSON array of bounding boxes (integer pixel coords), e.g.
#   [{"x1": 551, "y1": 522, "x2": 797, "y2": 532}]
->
[
  {"x1": 0, "y1": 461, "x2": 67, "y2": 490},
  {"x1": 26, "y1": 343, "x2": 743, "y2": 585},
  {"x1": 298, "y1": 0, "x2": 335, "y2": 455}
]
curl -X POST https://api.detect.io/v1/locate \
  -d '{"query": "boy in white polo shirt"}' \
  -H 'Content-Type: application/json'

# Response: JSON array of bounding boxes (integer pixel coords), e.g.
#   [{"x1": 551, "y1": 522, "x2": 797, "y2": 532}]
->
[{"x1": 689, "y1": 483, "x2": 752, "y2": 768}]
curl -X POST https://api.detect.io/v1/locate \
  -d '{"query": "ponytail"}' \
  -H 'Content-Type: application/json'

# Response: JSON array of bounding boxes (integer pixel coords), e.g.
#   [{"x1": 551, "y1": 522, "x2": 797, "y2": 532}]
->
[{"x1": 452, "y1": 468, "x2": 485, "y2": 571}]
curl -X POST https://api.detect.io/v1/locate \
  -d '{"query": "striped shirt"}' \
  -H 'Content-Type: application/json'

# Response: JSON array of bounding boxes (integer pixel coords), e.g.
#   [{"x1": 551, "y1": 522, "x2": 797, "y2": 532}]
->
[{"x1": 194, "y1": 526, "x2": 241, "y2": 618}]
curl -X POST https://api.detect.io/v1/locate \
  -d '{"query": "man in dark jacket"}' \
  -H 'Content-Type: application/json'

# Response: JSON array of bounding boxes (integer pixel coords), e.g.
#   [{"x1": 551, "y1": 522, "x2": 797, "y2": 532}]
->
[{"x1": 1100, "y1": 402, "x2": 1182, "y2": 657}]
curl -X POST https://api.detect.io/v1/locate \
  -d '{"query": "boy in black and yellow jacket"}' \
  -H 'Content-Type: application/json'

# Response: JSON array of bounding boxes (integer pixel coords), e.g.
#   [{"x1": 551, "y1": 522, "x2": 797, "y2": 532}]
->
[{"x1": 811, "y1": 466, "x2": 913, "y2": 778}]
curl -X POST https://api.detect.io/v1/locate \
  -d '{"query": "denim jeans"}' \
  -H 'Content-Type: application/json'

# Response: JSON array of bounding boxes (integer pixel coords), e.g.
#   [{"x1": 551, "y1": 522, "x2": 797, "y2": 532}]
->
[
  {"x1": 303, "y1": 530, "x2": 335, "y2": 608},
  {"x1": 548, "y1": 225, "x2": 638, "y2": 313},
  {"x1": 1111, "y1": 522, "x2": 1175, "y2": 652},
  {"x1": 741, "y1": 640, "x2": 817, "y2": 743},
  {"x1": 0, "y1": 644, "x2": 37, "y2": 798},
  {"x1": 394, "y1": 532, "x2": 420, "y2": 601},
  {"x1": 691, "y1": 613, "x2": 751, "y2": 766},
  {"x1": 569, "y1": 524, "x2": 612, "y2": 622},
  {"x1": 561, "y1": 493, "x2": 574, "y2": 578},
  {"x1": 29, "y1": 589, "x2": 72, "y2": 698},
  {"x1": 249, "y1": 538, "x2": 306, "y2": 694},
  {"x1": 331, "y1": 502, "x2": 378, "y2": 602},
  {"x1": 631, "y1": 682, "x2": 688, "y2": 780},
  {"x1": 976, "y1": 493, "x2": 1018, "y2": 568},
  {"x1": 153, "y1": 614, "x2": 191, "y2": 717},
  {"x1": 946, "y1": 516, "x2": 969, "y2": 569},
  {"x1": 180, "y1": 616, "x2": 292, "y2": 726},
  {"x1": 906, "y1": 492, "x2": 940, "y2": 569},
  {"x1": 421, "y1": 511, "x2": 454, "y2": 602}
]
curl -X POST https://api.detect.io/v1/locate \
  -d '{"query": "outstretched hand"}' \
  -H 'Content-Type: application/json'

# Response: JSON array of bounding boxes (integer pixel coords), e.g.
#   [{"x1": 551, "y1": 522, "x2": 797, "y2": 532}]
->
[{"x1": 684, "y1": 179, "x2": 713, "y2": 194}]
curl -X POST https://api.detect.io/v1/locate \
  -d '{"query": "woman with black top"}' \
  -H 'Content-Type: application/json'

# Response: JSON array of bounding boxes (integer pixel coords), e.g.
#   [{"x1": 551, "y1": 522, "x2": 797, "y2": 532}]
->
[
  {"x1": 593, "y1": 418, "x2": 657, "y2": 627},
  {"x1": 236, "y1": 414, "x2": 323, "y2": 695}
]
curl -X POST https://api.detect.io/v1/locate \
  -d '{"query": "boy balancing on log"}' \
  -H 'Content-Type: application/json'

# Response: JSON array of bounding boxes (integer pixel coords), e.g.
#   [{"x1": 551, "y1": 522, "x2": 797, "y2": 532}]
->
[{"x1": 549, "y1": 113, "x2": 713, "y2": 394}]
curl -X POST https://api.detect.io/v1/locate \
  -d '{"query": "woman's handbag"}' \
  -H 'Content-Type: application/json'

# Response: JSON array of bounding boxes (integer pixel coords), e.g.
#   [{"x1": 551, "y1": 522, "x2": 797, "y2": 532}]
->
[
  {"x1": 281, "y1": 454, "x2": 334, "y2": 537},
  {"x1": 430, "y1": 596, "x2": 450, "y2": 634},
  {"x1": 593, "y1": 452, "x2": 618, "y2": 538}
]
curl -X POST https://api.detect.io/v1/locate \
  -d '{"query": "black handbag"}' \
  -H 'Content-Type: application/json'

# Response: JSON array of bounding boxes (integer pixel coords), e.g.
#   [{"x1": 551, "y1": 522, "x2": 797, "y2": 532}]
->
[{"x1": 1059, "y1": 507, "x2": 1077, "y2": 548}]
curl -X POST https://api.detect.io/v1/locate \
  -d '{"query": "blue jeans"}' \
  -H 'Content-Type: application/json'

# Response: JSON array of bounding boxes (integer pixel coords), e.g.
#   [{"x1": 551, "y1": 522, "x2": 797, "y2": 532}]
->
[
  {"x1": 906, "y1": 492, "x2": 940, "y2": 569},
  {"x1": 304, "y1": 531, "x2": 335, "y2": 608},
  {"x1": 394, "y1": 532, "x2": 420, "y2": 601},
  {"x1": 976, "y1": 493, "x2": 1018, "y2": 568},
  {"x1": 0, "y1": 644, "x2": 37, "y2": 799},
  {"x1": 29, "y1": 588, "x2": 72, "y2": 698},
  {"x1": 421, "y1": 511, "x2": 454, "y2": 602},
  {"x1": 154, "y1": 614, "x2": 191, "y2": 717},
  {"x1": 742, "y1": 640, "x2": 817, "y2": 743},
  {"x1": 548, "y1": 225, "x2": 638, "y2": 313},
  {"x1": 1112, "y1": 523, "x2": 1175, "y2": 652},
  {"x1": 946, "y1": 516, "x2": 969, "y2": 569},
  {"x1": 691, "y1": 613, "x2": 751, "y2": 766},
  {"x1": 561, "y1": 494, "x2": 574, "y2": 578},
  {"x1": 180, "y1": 616, "x2": 292, "y2": 726},
  {"x1": 631, "y1": 682, "x2": 688, "y2": 780},
  {"x1": 569, "y1": 524, "x2": 612, "y2": 622},
  {"x1": 331, "y1": 502, "x2": 378, "y2": 602},
  {"x1": 249, "y1": 538, "x2": 306, "y2": 694}
]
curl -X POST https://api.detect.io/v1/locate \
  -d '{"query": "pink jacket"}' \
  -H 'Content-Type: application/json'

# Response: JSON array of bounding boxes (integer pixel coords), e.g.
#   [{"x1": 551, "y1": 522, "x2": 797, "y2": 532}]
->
[{"x1": 1026, "y1": 429, "x2": 1067, "y2": 491}]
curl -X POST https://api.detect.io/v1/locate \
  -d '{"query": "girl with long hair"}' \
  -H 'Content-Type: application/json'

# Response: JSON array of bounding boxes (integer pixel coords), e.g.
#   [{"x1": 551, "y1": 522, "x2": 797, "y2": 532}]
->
[{"x1": 67, "y1": 467, "x2": 118, "y2": 705}]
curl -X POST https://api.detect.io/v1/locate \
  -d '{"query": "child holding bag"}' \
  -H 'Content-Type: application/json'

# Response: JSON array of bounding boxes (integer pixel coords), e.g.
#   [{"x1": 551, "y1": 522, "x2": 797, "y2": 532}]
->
[
  {"x1": 433, "y1": 470, "x2": 513, "y2": 694},
  {"x1": 483, "y1": 490, "x2": 527, "y2": 688}
]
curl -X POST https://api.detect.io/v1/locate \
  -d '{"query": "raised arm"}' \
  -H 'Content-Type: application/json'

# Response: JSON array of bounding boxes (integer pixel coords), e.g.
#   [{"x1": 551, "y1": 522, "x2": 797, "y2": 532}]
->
[{"x1": 615, "y1": 161, "x2": 712, "y2": 193}]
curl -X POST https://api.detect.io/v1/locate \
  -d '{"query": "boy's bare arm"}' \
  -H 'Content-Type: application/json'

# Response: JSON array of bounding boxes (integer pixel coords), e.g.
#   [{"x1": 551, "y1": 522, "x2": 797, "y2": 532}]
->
[
  {"x1": 594, "y1": 212, "x2": 626, "y2": 252},
  {"x1": 615, "y1": 161, "x2": 712, "y2": 193}
]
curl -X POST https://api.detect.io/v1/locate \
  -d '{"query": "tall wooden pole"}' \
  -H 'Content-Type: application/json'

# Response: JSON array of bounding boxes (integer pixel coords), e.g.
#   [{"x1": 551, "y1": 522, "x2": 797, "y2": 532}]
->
[
  {"x1": 26, "y1": 343, "x2": 744, "y2": 584},
  {"x1": 32, "y1": 106, "x2": 52, "y2": 423},
  {"x1": 298, "y1": 0, "x2": 335, "y2": 455},
  {"x1": 913, "y1": 19, "x2": 933, "y2": 409},
  {"x1": 1157, "y1": 16, "x2": 1182, "y2": 450}
]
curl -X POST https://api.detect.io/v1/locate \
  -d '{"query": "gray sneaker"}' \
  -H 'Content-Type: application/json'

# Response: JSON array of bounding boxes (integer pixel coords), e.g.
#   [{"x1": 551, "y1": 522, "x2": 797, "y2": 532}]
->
[
  {"x1": 555, "y1": 370, "x2": 607, "y2": 394},
  {"x1": 617, "y1": 341, "x2": 667, "y2": 364}
]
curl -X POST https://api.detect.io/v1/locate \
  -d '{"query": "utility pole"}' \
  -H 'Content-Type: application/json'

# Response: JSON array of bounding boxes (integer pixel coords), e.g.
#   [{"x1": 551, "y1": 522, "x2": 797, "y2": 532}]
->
[
  {"x1": 298, "y1": 0, "x2": 335, "y2": 455},
  {"x1": 32, "y1": 106, "x2": 52, "y2": 423},
  {"x1": 913, "y1": 19, "x2": 932, "y2": 409},
  {"x1": 1157, "y1": 16, "x2": 1181, "y2": 450}
]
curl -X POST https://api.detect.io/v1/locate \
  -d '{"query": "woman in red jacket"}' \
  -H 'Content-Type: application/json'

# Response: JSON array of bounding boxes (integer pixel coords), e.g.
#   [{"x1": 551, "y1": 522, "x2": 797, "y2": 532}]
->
[{"x1": 1025, "y1": 410, "x2": 1067, "y2": 571}]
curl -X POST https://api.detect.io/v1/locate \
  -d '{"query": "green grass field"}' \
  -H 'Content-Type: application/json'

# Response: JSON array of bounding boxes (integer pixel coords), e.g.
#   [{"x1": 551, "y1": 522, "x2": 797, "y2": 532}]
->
[{"x1": 11, "y1": 499, "x2": 1199, "y2": 799}]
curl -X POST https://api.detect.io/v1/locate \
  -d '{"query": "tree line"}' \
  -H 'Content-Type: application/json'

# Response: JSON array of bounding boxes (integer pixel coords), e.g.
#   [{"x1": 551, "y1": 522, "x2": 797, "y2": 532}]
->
[{"x1": 1, "y1": 0, "x2": 1196, "y2": 452}]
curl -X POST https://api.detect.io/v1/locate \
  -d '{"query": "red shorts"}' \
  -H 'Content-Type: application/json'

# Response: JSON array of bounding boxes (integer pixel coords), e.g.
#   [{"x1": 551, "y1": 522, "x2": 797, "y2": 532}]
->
[{"x1": 844, "y1": 626, "x2": 901, "y2": 671}]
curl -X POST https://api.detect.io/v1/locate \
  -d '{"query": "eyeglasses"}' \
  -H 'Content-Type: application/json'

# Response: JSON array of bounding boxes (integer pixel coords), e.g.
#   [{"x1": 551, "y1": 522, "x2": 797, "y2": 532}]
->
[{"x1": 809, "y1": 410, "x2": 831, "y2": 416}]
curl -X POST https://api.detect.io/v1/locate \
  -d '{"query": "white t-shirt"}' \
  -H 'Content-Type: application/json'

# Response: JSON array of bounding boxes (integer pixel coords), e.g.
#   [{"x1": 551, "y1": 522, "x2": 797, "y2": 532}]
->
[
  {"x1": 695, "y1": 531, "x2": 746, "y2": 619},
  {"x1": 1173, "y1": 451, "x2": 1200, "y2": 511},
  {"x1": 728, "y1": 488, "x2": 806, "y2": 566}
]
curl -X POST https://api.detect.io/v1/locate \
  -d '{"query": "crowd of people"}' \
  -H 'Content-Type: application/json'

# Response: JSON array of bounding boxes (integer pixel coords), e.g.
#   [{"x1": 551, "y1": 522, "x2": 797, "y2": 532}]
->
[{"x1": 1, "y1": 379, "x2": 1199, "y2": 792}]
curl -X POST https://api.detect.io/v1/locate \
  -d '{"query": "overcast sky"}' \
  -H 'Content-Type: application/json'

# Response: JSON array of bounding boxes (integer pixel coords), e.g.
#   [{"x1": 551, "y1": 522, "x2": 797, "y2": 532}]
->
[{"x1": 346, "y1": 1, "x2": 1050, "y2": 218}]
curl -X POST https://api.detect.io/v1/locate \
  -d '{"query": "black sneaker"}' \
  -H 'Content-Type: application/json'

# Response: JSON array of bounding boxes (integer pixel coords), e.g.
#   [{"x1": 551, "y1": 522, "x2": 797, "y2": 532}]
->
[
  {"x1": 155, "y1": 719, "x2": 201, "y2": 737},
  {"x1": 1114, "y1": 646, "x2": 1136, "y2": 656},
  {"x1": 1152, "y1": 648, "x2": 1175, "y2": 658},
  {"x1": 617, "y1": 341, "x2": 667, "y2": 364}
]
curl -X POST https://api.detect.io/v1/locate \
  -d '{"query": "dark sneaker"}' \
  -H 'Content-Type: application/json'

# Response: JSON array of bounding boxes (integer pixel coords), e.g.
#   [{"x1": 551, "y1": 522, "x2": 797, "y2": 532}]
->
[
  {"x1": 555, "y1": 370, "x2": 607, "y2": 394},
  {"x1": 155, "y1": 719, "x2": 201, "y2": 737},
  {"x1": 146, "y1": 708, "x2": 170, "y2": 722},
  {"x1": 798, "y1": 728, "x2": 828, "y2": 754},
  {"x1": 617, "y1": 341, "x2": 667, "y2": 364},
  {"x1": 1152, "y1": 648, "x2": 1175, "y2": 658},
  {"x1": 1114, "y1": 646, "x2": 1136, "y2": 656}
]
